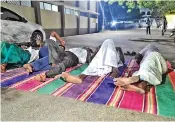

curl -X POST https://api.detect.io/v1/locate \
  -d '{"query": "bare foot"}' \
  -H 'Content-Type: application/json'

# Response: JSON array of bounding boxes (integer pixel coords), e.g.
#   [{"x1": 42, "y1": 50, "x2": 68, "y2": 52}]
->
[
  {"x1": 23, "y1": 64, "x2": 32, "y2": 73},
  {"x1": 1, "y1": 64, "x2": 7, "y2": 73},
  {"x1": 34, "y1": 73, "x2": 46, "y2": 82},
  {"x1": 114, "y1": 76, "x2": 139, "y2": 86},
  {"x1": 119, "y1": 84, "x2": 145, "y2": 94},
  {"x1": 61, "y1": 72, "x2": 82, "y2": 84}
]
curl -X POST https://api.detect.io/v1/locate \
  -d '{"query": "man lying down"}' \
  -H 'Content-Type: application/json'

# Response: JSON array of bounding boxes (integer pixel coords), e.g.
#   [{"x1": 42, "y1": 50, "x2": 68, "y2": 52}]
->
[
  {"x1": 24, "y1": 32, "x2": 93, "y2": 81},
  {"x1": 114, "y1": 44, "x2": 168, "y2": 94},
  {"x1": 33, "y1": 39, "x2": 125, "y2": 82}
]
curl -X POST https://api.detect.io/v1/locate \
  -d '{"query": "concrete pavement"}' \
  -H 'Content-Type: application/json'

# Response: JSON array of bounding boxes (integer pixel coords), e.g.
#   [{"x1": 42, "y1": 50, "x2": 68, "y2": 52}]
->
[{"x1": 64, "y1": 29, "x2": 175, "y2": 67}]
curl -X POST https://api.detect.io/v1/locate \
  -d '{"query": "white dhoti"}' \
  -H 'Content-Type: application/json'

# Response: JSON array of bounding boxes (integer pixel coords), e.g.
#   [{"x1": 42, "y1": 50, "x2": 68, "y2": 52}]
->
[
  {"x1": 82, "y1": 39, "x2": 123, "y2": 76},
  {"x1": 68, "y1": 48, "x2": 87, "y2": 64},
  {"x1": 133, "y1": 52, "x2": 167, "y2": 85}
]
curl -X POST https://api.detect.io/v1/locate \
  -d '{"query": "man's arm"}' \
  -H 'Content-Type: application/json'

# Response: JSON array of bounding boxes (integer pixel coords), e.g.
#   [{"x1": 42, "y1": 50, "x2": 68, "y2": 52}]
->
[{"x1": 50, "y1": 31, "x2": 65, "y2": 46}]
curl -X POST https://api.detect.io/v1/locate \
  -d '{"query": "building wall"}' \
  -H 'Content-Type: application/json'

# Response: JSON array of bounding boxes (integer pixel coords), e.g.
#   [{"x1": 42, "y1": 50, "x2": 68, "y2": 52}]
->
[
  {"x1": 40, "y1": 10, "x2": 62, "y2": 37},
  {"x1": 90, "y1": 1, "x2": 96, "y2": 12},
  {"x1": 64, "y1": 14, "x2": 77, "y2": 36},
  {"x1": 80, "y1": 16, "x2": 88, "y2": 34},
  {"x1": 1, "y1": 1, "x2": 98, "y2": 37},
  {"x1": 79, "y1": 1, "x2": 88, "y2": 10},
  {"x1": 64, "y1": 1, "x2": 76, "y2": 7},
  {"x1": 1, "y1": 2, "x2": 35, "y2": 22},
  {"x1": 90, "y1": 18, "x2": 97, "y2": 33}
]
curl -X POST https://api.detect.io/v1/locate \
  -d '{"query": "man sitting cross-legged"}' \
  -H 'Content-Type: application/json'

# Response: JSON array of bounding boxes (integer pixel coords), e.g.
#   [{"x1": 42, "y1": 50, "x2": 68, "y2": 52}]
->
[{"x1": 114, "y1": 44, "x2": 168, "y2": 94}]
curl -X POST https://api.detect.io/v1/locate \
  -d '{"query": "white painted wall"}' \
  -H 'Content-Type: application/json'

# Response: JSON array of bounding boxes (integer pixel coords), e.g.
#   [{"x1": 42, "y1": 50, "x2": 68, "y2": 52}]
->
[
  {"x1": 80, "y1": 16, "x2": 88, "y2": 28},
  {"x1": 40, "y1": 10, "x2": 61, "y2": 29},
  {"x1": 65, "y1": 14, "x2": 77, "y2": 28}
]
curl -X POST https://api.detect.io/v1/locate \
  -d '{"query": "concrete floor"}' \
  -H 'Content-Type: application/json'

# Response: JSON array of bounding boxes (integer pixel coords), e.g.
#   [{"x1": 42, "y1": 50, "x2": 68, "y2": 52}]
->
[
  {"x1": 1, "y1": 29, "x2": 175, "y2": 121},
  {"x1": 64, "y1": 29, "x2": 175, "y2": 67},
  {"x1": 1, "y1": 88, "x2": 175, "y2": 121}
]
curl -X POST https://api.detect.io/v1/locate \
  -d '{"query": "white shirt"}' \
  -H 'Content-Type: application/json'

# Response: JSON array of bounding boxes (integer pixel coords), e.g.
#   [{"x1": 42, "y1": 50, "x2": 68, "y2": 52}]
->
[
  {"x1": 25, "y1": 46, "x2": 39, "y2": 63},
  {"x1": 49, "y1": 36, "x2": 57, "y2": 42}
]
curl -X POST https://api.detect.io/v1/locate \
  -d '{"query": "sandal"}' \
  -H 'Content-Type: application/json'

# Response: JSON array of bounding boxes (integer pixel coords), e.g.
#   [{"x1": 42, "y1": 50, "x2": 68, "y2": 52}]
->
[
  {"x1": 131, "y1": 51, "x2": 136, "y2": 56},
  {"x1": 124, "y1": 51, "x2": 131, "y2": 56}
]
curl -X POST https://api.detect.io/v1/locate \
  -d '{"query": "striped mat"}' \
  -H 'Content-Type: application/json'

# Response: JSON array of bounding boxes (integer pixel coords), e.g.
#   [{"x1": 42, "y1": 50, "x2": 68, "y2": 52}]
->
[{"x1": 1, "y1": 60, "x2": 175, "y2": 118}]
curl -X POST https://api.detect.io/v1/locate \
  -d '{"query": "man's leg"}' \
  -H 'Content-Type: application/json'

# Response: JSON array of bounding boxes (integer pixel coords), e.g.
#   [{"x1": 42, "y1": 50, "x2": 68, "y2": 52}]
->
[
  {"x1": 115, "y1": 47, "x2": 125, "y2": 64},
  {"x1": 114, "y1": 76, "x2": 140, "y2": 86},
  {"x1": 114, "y1": 76, "x2": 149, "y2": 94},
  {"x1": 45, "y1": 52, "x2": 79, "y2": 78},
  {"x1": 149, "y1": 26, "x2": 151, "y2": 35},
  {"x1": 31, "y1": 56, "x2": 51, "y2": 71},
  {"x1": 24, "y1": 56, "x2": 51, "y2": 72},
  {"x1": 146, "y1": 27, "x2": 148, "y2": 34}
]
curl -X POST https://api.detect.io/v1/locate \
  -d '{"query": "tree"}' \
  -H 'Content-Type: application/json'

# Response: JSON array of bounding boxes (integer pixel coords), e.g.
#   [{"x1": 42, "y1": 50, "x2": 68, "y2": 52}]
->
[{"x1": 107, "y1": 0, "x2": 175, "y2": 17}]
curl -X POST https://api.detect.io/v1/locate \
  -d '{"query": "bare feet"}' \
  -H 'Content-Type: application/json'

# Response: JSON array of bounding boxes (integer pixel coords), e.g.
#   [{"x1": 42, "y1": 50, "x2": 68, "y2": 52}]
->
[
  {"x1": 114, "y1": 76, "x2": 139, "y2": 86},
  {"x1": 61, "y1": 72, "x2": 82, "y2": 84},
  {"x1": 114, "y1": 76, "x2": 146, "y2": 94},
  {"x1": 23, "y1": 64, "x2": 33, "y2": 73},
  {"x1": 34, "y1": 73, "x2": 46, "y2": 82},
  {"x1": 119, "y1": 84, "x2": 145, "y2": 94},
  {"x1": 1, "y1": 64, "x2": 7, "y2": 73}
]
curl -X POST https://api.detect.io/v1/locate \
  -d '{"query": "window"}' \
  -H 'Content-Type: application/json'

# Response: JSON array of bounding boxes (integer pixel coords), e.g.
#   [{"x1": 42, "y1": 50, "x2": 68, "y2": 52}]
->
[
  {"x1": 44, "y1": 3, "x2": 51, "y2": 11},
  {"x1": 75, "y1": 10, "x2": 79, "y2": 16},
  {"x1": 52, "y1": 5, "x2": 58, "y2": 12},
  {"x1": 65, "y1": 8, "x2": 71, "y2": 14},
  {"x1": 70, "y1": 9, "x2": 74, "y2": 15},
  {"x1": 40, "y1": 2, "x2": 58, "y2": 12},
  {"x1": 21, "y1": 1, "x2": 31, "y2": 7},
  {"x1": 3, "y1": 0, "x2": 31, "y2": 7},
  {"x1": 7, "y1": 1, "x2": 20, "y2": 6},
  {"x1": 64, "y1": 8, "x2": 79, "y2": 16},
  {"x1": 1, "y1": 8, "x2": 21, "y2": 21},
  {"x1": 40, "y1": 2, "x2": 44, "y2": 9}
]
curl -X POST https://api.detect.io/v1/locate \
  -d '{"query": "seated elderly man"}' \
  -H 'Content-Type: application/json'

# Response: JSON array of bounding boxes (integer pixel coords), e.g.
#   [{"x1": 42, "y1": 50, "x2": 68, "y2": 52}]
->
[{"x1": 114, "y1": 44, "x2": 168, "y2": 94}]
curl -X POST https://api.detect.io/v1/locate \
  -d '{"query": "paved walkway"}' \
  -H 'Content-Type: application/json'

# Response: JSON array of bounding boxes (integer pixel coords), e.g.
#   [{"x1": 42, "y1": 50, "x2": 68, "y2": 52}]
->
[{"x1": 64, "y1": 29, "x2": 175, "y2": 67}]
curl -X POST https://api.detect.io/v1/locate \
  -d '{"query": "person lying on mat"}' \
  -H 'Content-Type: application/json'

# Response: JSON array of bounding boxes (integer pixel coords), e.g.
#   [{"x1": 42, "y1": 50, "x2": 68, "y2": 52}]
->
[
  {"x1": 1, "y1": 31, "x2": 65, "y2": 73},
  {"x1": 23, "y1": 31, "x2": 65, "y2": 72},
  {"x1": 113, "y1": 44, "x2": 168, "y2": 94},
  {"x1": 34, "y1": 39, "x2": 125, "y2": 83},
  {"x1": 24, "y1": 32, "x2": 94, "y2": 80},
  {"x1": 0, "y1": 41, "x2": 39, "y2": 73}
]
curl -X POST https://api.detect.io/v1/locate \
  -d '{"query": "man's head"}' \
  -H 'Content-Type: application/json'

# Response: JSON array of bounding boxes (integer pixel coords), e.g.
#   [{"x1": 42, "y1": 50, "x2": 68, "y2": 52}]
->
[
  {"x1": 36, "y1": 39, "x2": 44, "y2": 47},
  {"x1": 135, "y1": 53, "x2": 143, "y2": 64}
]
